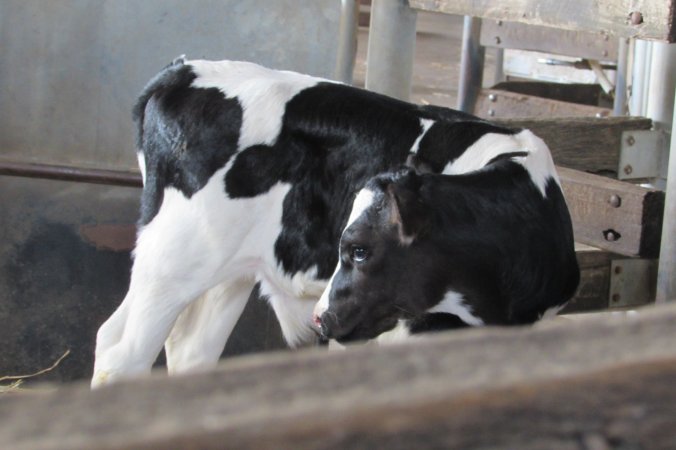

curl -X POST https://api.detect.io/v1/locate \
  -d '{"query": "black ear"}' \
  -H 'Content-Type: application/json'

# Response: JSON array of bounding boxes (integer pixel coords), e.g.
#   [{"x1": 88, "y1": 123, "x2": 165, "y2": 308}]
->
[
  {"x1": 405, "y1": 153, "x2": 434, "y2": 174},
  {"x1": 387, "y1": 172, "x2": 429, "y2": 245}
]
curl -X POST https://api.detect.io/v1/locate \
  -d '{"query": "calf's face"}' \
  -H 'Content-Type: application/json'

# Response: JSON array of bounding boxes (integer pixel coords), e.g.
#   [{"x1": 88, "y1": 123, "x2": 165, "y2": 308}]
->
[{"x1": 314, "y1": 173, "x2": 439, "y2": 343}]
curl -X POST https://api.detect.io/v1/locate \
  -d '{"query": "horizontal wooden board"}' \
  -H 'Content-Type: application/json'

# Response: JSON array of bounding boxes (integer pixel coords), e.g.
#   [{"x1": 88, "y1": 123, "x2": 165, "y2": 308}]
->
[
  {"x1": 558, "y1": 166, "x2": 665, "y2": 257},
  {"x1": 480, "y1": 19, "x2": 619, "y2": 60},
  {"x1": 476, "y1": 89, "x2": 610, "y2": 121},
  {"x1": 410, "y1": 0, "x2": 676, "y2": 43},
  {"x1": 495, "y1": 116, "x2": 653, "y2": 175},
  {"x1": 3, "y1": 303, "x2": 676, "y2": 449}
]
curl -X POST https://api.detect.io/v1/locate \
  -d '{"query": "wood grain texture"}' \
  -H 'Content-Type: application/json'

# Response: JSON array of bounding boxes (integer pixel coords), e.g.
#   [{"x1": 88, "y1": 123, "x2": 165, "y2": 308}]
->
[
  {"x1": 495, "y1": 116, "x2": 653, "y2": 174},
  {"x1": 476, "y1": 89, "x2": 610, "y2": 122},
  {"x1": 480, "y1": 19, "x2": 619, "y2": 60},
  {"x1": 558, "y1": 166, "x2": 665, "y2": 257},
  {"x1": 2, "y1": 303, "x2": 676, "y2": 449},
  {"x1": 564, "y1": 246, "x2": 615, "y2": 312},
  {"x1": 410, "y1": 0, "x2": 676, "y2": 42}
]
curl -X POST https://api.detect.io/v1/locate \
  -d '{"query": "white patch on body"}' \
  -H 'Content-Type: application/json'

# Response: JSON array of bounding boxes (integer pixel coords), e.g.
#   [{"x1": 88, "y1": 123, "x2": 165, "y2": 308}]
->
[
  {"x1": 164, "y1": 277, "x2": 254, "y2": 375},
  {"x1": 427, "y1": 291, "x2": 484, "y2": 326},
  {"x1": 375, "y1": 319, "x2": 412, "y2": 344},
  {"x1": 259, "y1": 264, "x2": 328, "y2": 348},
  {"x1": 540, "y1": 303, "x2": 566, "y2": 320},
  {"x1": 409, "y1": 118, "x2": 435, "y2": 154},
  {"x1": 442, "y1": 130, "x2": 559, "y2": 197},
  {"x1": 137, "y1": 151, "x2": 146, "y2": 186},
  {"x1": 189, "y1": 59, "x2": 327, "y2": 150}
]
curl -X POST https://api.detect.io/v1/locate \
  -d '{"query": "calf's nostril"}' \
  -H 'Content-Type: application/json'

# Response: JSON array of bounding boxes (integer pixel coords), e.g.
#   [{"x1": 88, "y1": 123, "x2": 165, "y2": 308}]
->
[{"x1": 312, "y1": 313, "x2": 322, "y2": 329}]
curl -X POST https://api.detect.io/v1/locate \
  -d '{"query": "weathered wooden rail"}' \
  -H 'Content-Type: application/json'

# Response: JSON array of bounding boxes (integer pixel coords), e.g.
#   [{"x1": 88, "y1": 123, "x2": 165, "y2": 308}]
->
[{"x1": 2, "y1": 302, "x2": 676, "y2": 449}]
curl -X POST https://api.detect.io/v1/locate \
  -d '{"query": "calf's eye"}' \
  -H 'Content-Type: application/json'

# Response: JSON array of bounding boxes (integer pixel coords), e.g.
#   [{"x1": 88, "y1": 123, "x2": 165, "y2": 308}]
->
[{"x1": 350, "y1": 246, "x2": 369, "y2": 263}]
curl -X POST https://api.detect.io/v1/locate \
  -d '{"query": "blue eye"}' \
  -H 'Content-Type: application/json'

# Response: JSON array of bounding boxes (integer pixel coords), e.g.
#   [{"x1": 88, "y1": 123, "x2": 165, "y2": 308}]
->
[{"x1": 350, "y1": 246, "x2": 368, "y2": 263}]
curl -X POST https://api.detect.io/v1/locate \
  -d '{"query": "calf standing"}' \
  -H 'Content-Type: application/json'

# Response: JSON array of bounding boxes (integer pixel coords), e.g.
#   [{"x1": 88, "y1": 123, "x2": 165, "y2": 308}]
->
[{"x1": 92, "y1": 58, "x2": 578, "y2": 386}]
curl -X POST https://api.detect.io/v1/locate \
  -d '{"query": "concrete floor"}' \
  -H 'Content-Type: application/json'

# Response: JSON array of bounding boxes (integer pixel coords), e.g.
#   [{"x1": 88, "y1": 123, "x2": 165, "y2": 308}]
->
[{"x1": 353, "y1": 10, "x2": 497, "y2": 108}]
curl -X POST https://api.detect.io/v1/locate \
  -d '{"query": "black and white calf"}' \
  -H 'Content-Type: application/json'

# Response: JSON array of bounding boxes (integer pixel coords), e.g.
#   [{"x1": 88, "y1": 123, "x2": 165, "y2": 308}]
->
[
  {"x1": 313, "y1": 156, "x2": 580, "y2": 343},
  {"x1": 92, "y1": 58, "x2": 579, "y2": 386}
]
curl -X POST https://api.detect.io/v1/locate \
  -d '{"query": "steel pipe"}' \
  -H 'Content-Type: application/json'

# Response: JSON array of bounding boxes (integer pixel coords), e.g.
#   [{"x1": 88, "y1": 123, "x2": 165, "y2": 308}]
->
[
  {"x1": 613, "y1": 38, "x2": 629, "y2": 116},
  {"x1": 457, "y1": 16, "x2": 485, "y2": 113},
  {"x1": 365, "y1": 0, "x2": 417, "y2": 100},
  {"x1": 656, "y1": 88, "x2": 676, "y2": 303},
  {"x1": 334, "y1": 0, "x2": 360, "y2": 84},
  {"x1": 0, "y1": 160, "x2": 142, "y2": 187}
]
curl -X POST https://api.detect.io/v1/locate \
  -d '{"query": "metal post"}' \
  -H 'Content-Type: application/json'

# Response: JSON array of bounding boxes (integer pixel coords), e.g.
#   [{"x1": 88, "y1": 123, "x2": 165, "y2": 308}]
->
[
  {"x1": 645, "y1": 43, "x2": 676, "y2": 131},
  {"x1": 334, "y1": 0, "x2": 360, "y2": 84},
  {"x1": 457, "y1": 16, "x2": 485, "y2": 113},
  {"x1": 365, "y1": 0, "x2": 417, "y2": 100},
  {"x1": 494, "y1": 47, "x2": 505, "y2": 85},
  {"x1": 656, "y1": 89, "x2": 676, "y2": 303},
  {"x1": 613, "y1": 37, "x2": 629, "y2": 116},
  {"x1": 630, "y1": 40, "x2": 652, "y2": 116}
]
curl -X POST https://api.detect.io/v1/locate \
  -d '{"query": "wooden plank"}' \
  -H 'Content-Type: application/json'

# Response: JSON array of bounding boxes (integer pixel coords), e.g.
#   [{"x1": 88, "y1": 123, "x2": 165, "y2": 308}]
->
[
  {"x1": 558, "y1": 166, "x2": 665, "y2": 257},
  {"x1": 495, "y1": 116, "x2": 653, "y2": 174},
  {"x1": 410, "y1": 0, "x2": 676, "y2": 43},
  {"x1": 3, "y1": 303, "x2": 676, "y2": 449},
  {"x1": 565, "y1": 245, "x2": 615, "y2": 312},
  {"x1": 480, "y1": 19, "x2": 619, "y2": 60},
  {"x1": 476, "y1": 89, "x2": 610, "y2": 120}
]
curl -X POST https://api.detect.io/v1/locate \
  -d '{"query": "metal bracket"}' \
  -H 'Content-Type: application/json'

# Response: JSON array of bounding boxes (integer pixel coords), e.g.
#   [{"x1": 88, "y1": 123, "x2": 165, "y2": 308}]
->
[
  {"x1": 619, "y1": 130, "x2": 669, "y2": 180},
  {"x1": 609, "y1": 259, "x2": 657, "y2": 308}
]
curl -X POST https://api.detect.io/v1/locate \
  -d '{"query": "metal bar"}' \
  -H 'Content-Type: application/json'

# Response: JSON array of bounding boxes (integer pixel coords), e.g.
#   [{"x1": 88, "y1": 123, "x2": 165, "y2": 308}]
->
[
  {"x1": 645, "y1": 43, "x2": 676, "y2": 131},
  {"x1": 334, "y1": 0, "x2": 360, "y2": 84},
  {"x1": 457, "y1": 16, "x2": 485, "y2": 113},
  {"x1": 613, "y1": 37, "x2": 629, "y2": 116},
  {"x1": 494, "y1": 47, "x2": 504, "y2": 84},
  {"x1": 656, "y1": 88, "x2": 676, "y2": 303},
  {"x1": 365, "y1": 0, "x2": 417, "y2": 100},
  {"x1": 630, "y1": 40, "x2": 651, "y2": 116},
  {"x1": 0, "y1": 160, "x2": 142, "y2": 187}
]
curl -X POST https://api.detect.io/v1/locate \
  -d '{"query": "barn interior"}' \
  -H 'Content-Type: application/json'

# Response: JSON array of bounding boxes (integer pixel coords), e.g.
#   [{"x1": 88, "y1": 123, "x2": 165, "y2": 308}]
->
[{"x1": 1, "y1": 1, "x2": 676, "y2": 448}]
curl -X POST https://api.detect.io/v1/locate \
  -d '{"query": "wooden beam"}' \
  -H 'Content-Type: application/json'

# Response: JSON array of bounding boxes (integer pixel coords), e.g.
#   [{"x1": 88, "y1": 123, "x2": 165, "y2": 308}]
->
[
  {"x1": 558, "y1": 166, "x2": 665, "y2": 257},
  {"x1": 476, "y1": 89, "x2": 610, "y2": 121},
  {"x1": 480, "y1": 19, "x2": 619, "y2": 60},
  {"x1": 565, "y1": 245, "x2": 615, "y2": 312},
  {"x1": 410, "y1": 0, "x2": 676, "y2": 43},
  {"x1": 3, "y1": 303, "x2": 676, "y2": 449},
  {"x1": 494, "y1": 116, "x2": 653, "y2": 175}
]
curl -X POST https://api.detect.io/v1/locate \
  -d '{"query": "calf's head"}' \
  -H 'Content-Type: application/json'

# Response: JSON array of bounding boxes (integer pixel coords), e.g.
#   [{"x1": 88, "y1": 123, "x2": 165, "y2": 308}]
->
[
  {"x1": 313, "y1": 171, "x2": 446, "y2": 343},
  {"x1": 314, "y1": 160, "x2": 580, "y2": 343}
]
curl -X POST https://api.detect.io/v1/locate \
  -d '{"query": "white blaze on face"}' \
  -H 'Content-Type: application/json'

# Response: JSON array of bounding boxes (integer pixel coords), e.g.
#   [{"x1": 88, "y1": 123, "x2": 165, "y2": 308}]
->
[{"x1": 313, "y1": 188, "x2": 375, "y2": 322}]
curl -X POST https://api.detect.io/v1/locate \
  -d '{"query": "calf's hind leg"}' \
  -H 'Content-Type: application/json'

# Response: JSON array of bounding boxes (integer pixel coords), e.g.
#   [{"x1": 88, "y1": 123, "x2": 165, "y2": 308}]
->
[
  {"x1": 164, "y1": 278, "x2": 255, "y2": 375},
  {"x1": 92, "y1": 210, "x2": 237, "y2": 387}
]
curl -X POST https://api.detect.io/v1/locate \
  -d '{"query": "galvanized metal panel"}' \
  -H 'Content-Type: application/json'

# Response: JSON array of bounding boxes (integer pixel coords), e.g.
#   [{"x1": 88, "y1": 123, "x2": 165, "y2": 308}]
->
[{"x1": 0, "y1": 0, "x2": 341, "y2": 171}]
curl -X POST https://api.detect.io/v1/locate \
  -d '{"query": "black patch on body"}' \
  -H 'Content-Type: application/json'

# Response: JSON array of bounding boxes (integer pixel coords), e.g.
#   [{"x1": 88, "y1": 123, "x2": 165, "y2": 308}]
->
[
  {"x1": 133, "y1": 61, "x2": 243, "y2": 225},
  {"x1": 407, "y1": 313, "x2": 470, "y2": 334}
]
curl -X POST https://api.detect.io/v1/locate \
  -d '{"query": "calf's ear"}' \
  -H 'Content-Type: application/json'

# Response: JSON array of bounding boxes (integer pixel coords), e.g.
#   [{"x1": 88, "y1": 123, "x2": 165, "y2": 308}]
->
[{"x1": 387, "y1": 174, "x2": 429, "y2": 245}]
